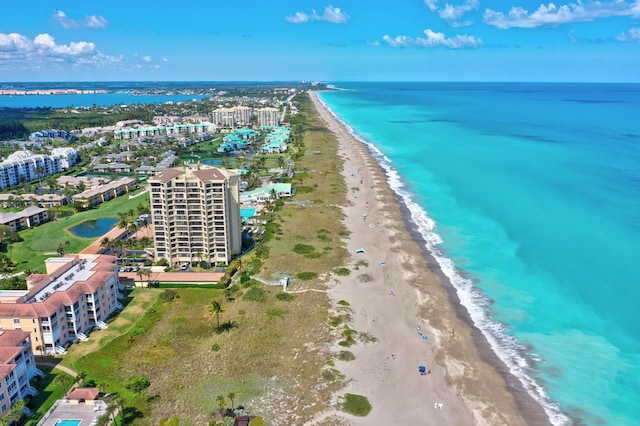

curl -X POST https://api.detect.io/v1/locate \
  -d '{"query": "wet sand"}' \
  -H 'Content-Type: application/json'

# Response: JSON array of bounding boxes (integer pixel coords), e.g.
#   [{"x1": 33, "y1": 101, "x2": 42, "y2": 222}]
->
[{"x1": 307, "y1": 91, "x2": 550, "y2": 425}]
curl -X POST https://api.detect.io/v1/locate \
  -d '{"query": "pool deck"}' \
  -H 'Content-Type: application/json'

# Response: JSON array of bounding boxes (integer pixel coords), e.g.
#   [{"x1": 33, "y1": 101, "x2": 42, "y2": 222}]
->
[{"x1": 38, "y1": 400, "x2": 108, "y2": 426}]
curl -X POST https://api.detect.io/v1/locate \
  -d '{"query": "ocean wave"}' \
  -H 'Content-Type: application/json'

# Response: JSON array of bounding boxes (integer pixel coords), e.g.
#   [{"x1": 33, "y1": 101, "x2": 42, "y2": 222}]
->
[{"x1": 317, "y1": 93, "x2": 572, "y2": 426}]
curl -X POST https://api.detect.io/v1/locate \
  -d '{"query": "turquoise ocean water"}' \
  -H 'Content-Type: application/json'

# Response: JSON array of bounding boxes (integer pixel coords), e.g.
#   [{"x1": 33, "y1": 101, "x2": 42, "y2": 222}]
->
[{"x1": 318, "y1": 83, "x2": 640, "y2": 426}]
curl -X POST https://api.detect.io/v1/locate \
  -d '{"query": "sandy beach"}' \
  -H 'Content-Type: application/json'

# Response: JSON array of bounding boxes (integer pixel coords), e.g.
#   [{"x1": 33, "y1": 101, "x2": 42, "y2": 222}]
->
[{"x1": 308, "y1": 91, "x2": 549, "y2": 426}]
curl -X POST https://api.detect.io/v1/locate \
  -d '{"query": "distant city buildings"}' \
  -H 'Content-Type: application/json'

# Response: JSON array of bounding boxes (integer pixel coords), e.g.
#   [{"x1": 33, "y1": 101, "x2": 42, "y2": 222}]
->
[
  {"x1": 0, "y1": 149, "x2": 78, "y2": 190},
  {"x1": 149, "y1": 164, "x2": 242, "y2": 267},
  {"x1": 0, "y1": 254, "x2": 122, "y2": 356}
]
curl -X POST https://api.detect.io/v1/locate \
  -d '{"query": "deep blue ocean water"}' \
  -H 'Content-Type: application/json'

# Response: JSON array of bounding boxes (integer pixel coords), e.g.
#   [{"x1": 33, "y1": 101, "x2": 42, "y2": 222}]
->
[{"x1": 319, "y1": 83, "x2": 640, "y2": 426}]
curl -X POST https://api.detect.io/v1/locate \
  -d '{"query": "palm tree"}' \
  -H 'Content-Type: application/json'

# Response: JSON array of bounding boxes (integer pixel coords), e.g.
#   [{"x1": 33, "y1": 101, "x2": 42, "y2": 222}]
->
[
  {"x1": 100, "y1": 237, "x2": 112, "y2": 252},
  {"x1": 215, "y1": 394, "x2": 227, "y2": 419},
  {"x1": 142, "y1": 268, "x2": 153, "y2": 287},
  {"x1": 55, "y1": 374, "x2": 71, "y2": 397},
  {"x1": 227, "y1": 392, "x2": 236, "y2": 412},
  {"x1": 207, "y1": 300, "x2": 224, "y2": 331},
  {"x1": 35, "y1": 344, "x2": 44, "y2": 358}
]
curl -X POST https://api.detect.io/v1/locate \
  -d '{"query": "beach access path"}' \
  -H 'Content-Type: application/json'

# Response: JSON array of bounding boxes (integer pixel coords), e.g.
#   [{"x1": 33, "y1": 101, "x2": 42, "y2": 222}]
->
[{"x1": 308, "y1": 91, "x2": 538, "y2": 426}]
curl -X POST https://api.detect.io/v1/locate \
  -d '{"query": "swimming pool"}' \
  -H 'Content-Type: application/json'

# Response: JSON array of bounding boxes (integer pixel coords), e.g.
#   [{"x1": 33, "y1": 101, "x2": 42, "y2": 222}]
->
[
  {"x1": 56, "y1": 420, "x2": 81, "y2": 426},
  {"x1": 240, "y1": 208, "x2": 256, "y2": 220}
]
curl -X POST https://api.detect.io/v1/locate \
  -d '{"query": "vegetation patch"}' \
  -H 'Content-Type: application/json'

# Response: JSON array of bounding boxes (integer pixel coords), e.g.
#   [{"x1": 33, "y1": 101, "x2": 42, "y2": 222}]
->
[
  {"x1": 266, "y1": 307, "x2": 286, "y2": 318},
  {"x1": 243, "y1": 287, "x2": 266, "y2": 302},
  {"x1": 338, "y1": 326, "x2": 357, "y2": 347},
  {"x1": 293, "y1": 243, "x2": 316, "y2": 255},
  {"x1": 337, "y1": 300, "x2": 350, "y2": 306},
  {"x1": 333, "y1": 268, "x2": 351, "y2": 276},
  {"x1": 276, "y1": 292, "x2": 295, "y2": 302},
  {"x1": 337, "y1": 351, "x2": 356, "y2": 362},
  {"x1": 342, "y1": 393, "x2": 372, "y2": 417},
  {"x1": 296, "y1": 186, "x2": 315, "y2": 194},
  {"x1": 297, "y1": 271, "x2": 318, "y2": 281}
]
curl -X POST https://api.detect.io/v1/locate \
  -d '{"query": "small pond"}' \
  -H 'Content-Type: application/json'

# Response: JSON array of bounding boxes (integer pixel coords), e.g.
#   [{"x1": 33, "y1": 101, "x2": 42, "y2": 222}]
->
[{"x1": 69, "y1": 218, "x2": 119, "y2": 238}]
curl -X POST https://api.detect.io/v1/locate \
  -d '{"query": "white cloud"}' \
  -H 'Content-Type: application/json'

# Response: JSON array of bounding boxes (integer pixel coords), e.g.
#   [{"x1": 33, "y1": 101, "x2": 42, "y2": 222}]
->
[
  {"x1": 162, "y1": 57, "x2": 169, "y2": 62},
  {"x1": 84, "y1": 15, "x2": 109, "y2": 28},
  {"x1": 285, "y1": 5, "x2": 350, "y2": 24},
  {"x1": 142, "y1": 55, "x2": 152, "y2": 62},
  {"x1": 383, "y1": 29, "x2": 482, "y2": 48},
  {"x1": 439, "y1": 0, "x2": 479, "y2": 22},
  {"x1": 367, "y1": 40, "x2": 380, "y2": 46},
  {"x1": 0, "y1": 32, "x2": 121, "y2": 69},
  {"x1": 53, "y1": 10, "x2": 109, "y2": 29},
  {"x1": 425, "y1": 0, "x2": 439, "y2": 11},
  {"x1": 484, "y1": 1, "x2": 640, "y2": 29},
  {"x1": 617, "y1": 27, "x2": 640, "y2": 41},
  {"x1": 285, "y1": 12, "x2": 310, "y2": 24}
]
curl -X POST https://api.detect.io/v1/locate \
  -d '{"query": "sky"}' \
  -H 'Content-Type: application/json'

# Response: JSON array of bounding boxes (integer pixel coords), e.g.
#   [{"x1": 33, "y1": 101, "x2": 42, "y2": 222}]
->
[{"x1": 1, "y1": 1, "x2": 639, "y2": 82}]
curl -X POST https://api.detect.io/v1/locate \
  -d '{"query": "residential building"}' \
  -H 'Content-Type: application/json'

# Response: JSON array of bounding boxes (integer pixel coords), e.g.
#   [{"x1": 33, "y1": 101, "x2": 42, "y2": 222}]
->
[
  {"x1": 71, "y1": 177, "x2": 136, "y2": 209},
  {"x1": 28, "y1": 129, "x2": 68, "y2": 141},
  {"x1": 0, "y1": 330, "x2": 40, "y2": 416},
  {"x1": 0, "y1": 149, "x2": 78, "y2": 190},
  {"x1": 0, "y1": 194, "x2": 68, "y2": 208},
  {"x1": 113, "y1": 122, "x2": 214, "y2": 140},
  {"x1": 149, "y1": 164, "x2": 242, "y2": 267},
  {"x1": 0, "y1": 254, "x2": 122, "y2": 356},
  {"x1": 211, "y1": 106, "x2": 252, "y2": 127},
  {"x1": 256, "y1": 107, "x2": 280, "y2": 126},
  {"x1": 0, "y1": 206, "x2": 49, "y2": 232},
  {"x1": 240, "y1": 183, "x2": 293, "y2": 204}
]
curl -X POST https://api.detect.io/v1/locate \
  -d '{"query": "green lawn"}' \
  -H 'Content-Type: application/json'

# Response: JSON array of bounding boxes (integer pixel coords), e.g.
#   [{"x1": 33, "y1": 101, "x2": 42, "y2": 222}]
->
[
  {"x1": 10, "y1": 191, "x2": 149, "y2": 272},
  {"x1": 24, "y1": 366, "x2": 74, "y2": 426}
]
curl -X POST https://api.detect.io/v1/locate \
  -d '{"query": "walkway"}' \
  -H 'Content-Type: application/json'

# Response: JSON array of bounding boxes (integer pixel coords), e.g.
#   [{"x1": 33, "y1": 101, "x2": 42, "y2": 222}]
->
[{"x1": 36, "y1": 361, "x2": 78, "y2": 377}]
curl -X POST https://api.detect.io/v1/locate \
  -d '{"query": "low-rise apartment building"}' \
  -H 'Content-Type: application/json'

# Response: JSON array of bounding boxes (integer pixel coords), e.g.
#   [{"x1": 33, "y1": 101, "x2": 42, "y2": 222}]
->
[
  {"x1": 71, "y1": 177, "x2": 136, "y2": 209},
  {"x1": 0, "y1": 206, "x2": 49, "y2": 232},
  {"x1": 0, "y1": 254, "x2": 122, "y2": 356},
  {"x1": 0, "y1": 149, "x2": 78, "y2": 190},
  {"x1": 0, "y1": 330, "x2": 40, "y2": 416}
]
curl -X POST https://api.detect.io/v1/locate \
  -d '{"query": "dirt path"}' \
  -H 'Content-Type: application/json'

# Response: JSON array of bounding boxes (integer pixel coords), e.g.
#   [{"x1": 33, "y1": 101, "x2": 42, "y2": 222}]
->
[{"x1": 37, "y1": 361, "x2": 78, "y2": 377}]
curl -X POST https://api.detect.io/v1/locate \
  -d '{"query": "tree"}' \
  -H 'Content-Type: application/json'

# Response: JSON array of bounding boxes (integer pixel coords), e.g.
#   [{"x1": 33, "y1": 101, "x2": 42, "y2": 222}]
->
[
  {"x1": 207, "y1": 300, "x2": 224, "y2": 331},
  {"x1": 100, "y1": 237, "x2": 112, "y2": 252},
  {"x1": 227, "y1": 392, "x2": 236, "y2": 412},
  {"x1": 0, "y1": 399, "x2": 25, "y2": 426},
  {"x1": 55, "y1": 374, "x2": 71, "y2": 397},
  {"x1": 56, "y1": 243, "x2": 66, "y2": 256},
  {"x1": 35, "y1": 344, "x2": 45, "y2": 358},
  {"x1": 215, "y1": 394, "x2": 227, "y2": 419}
]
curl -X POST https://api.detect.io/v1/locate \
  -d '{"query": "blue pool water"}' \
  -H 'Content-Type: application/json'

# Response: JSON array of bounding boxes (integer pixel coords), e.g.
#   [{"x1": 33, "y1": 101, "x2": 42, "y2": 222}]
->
[
  {"x1": 69, "y1": 218, "x2": 119, "y2": 238},
  {"x1": 56, "y1": 420, "x2": 81, "y2": 426},
  {"x1": 240, "y1": 208, "x2": 256, "y2": 220},
  {"x1": 319, "y1": 82, "x2": 640, "y2": 426}
]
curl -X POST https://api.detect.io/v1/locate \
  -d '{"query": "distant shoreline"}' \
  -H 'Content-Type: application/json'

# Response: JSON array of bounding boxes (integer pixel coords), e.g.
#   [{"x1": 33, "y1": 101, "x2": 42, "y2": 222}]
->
[{"x1": 0, "y1": 89, "x2": 108, "y2": 96}]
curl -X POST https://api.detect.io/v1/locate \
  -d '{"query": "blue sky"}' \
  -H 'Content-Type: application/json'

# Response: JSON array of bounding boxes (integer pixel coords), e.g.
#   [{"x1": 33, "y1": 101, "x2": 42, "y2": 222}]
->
[{"x1": 1, "y1": 1, "x2": 639, "y2": 82}]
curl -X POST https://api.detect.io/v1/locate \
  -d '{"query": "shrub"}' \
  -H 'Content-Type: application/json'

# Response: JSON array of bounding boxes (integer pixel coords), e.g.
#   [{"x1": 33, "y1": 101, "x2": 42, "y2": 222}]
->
[
  {"x1": 293, "y1": 243, "x2": 315, "y2": 255},
  {"x1": 211, "y1": 344, "x2": 220, "y2": 352},
  {"x1": 334, "y1": 268, "x2": 351, "y2": 276},
  {"x1": 159, "y1": 289, "x2": 177, "y2": 302},
  {"x1": 337, "y1": 300, "x2": 350, "y2": 306},
  {"x1": 243, "y1": 287, "x2": 266, "y2": 302},
  {"x1": 125, "y1": 376, "x2": 151, "y2": 393},
  {"x1": 297, "y1": 271, "x2": 318, "y2": 281},
  {"x1": 338, "y1": 351, "x2": 356, "y2": 361},
  {"x1": 156, "y1": 258, "x2": 168, "y2": 266},
  {"x1": 266, "y1": 307, "x2": 286, "y2": 318},
  {"x1": 276, "y1": 292, "x2": 295, "y2": 302},
  {"x1": 343, "y1": 393, "x2": 372, "y2": 417}
]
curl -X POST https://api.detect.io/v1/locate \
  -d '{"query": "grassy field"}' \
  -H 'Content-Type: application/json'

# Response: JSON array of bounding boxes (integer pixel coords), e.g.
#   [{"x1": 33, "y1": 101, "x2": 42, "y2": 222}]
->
[
  {"x1": 9, "y1": 191, "x2": 149, "y2": 272},
  {"x1": 42, "y1": 94, "x2": 354, "y2": 425}
]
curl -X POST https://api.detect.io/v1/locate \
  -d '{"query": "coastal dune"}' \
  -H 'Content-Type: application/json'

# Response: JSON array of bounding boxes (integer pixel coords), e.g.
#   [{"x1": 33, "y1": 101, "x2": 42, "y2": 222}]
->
[{"x1": 308, "y1": 91, "x2": 547, "y2": 425}]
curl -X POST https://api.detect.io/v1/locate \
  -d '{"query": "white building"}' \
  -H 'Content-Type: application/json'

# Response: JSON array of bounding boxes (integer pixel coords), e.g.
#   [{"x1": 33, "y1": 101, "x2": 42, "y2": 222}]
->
[
  {"x1": 256, "y1": 107, "x2": 280, "y2": 126},
  {"x1": 211, "y1": 106, "x2": 253, "y2": 127},
  {"x1": 0, "y1": 149, "x2": 78, "y2": 190},
  {"x1": 149, "y1": 165, "x2": 242, "y2": 266}
]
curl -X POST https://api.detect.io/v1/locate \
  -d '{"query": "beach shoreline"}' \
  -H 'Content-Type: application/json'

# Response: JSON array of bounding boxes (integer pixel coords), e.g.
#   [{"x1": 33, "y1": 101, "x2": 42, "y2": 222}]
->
[{"x1": 308, "y1": 90, "x2": 550, "y2": 425}]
